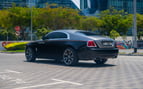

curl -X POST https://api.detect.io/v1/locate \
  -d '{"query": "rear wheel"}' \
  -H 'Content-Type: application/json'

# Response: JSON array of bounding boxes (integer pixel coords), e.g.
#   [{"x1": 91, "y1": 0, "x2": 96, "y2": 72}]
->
[
  {"x1": 94, "y1": 58, "x2": 108, "y2": 64},
  {"x1": 25, "y1": 47, "x2": 36, "y2": 62},
  {"x1": 63, "y1": 48, "x2": 78, "y2": 66}
]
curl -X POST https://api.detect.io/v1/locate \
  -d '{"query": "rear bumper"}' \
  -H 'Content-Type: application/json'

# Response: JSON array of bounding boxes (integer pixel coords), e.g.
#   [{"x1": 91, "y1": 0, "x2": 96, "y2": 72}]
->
[{"x1": 78, "y1": 48, "x2": 118, "y2": 60}]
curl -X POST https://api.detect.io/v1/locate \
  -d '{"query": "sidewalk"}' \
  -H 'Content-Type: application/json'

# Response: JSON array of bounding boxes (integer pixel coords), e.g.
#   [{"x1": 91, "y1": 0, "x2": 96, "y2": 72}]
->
[{"x1": 119, "y1": 49, "x2": 143, "y2": 56}]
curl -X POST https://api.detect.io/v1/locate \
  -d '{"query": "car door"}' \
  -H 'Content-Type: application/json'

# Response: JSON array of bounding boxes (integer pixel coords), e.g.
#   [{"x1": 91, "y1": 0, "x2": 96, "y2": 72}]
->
[
  {"x1": 41, "y1": 32, "x2": 69, "y2": 59},
  {"x1": 36, "y1": 40, "x2": 48, "y2": 58}
]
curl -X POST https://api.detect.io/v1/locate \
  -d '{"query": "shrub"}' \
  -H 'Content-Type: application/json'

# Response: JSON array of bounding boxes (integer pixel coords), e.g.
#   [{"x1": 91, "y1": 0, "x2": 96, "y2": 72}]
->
[{"x1": 4, "y1": 42, "x2": 29, "y2": 50}]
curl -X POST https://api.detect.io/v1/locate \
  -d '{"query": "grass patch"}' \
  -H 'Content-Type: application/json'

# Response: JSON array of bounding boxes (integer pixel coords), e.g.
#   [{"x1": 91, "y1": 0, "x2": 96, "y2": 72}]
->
[
  {"x1": 119, "y1": 52, "x2": 127, "y2": 54},
  {"x1": 0, "y1": 50, "x2": 25, "y2": 53}
]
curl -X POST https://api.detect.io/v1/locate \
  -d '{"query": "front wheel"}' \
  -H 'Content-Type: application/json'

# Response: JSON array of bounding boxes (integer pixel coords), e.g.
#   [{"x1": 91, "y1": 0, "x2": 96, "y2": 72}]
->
[
  {"x1": 94, "y1": 58, "x2": 108, "y2": 64},
  {"x1": 25, "y1": 47, "x2": 36, "y2": 62},
  {"x1": 63, "y1": 48, "x2": 78, "y2": 66}
]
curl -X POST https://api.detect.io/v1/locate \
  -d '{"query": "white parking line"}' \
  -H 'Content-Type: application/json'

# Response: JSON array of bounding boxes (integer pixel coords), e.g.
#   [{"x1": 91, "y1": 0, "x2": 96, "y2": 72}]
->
[
  {"x1": 6, "y1": 70, "x2": 21, "y2": 74},
  {"x1": 0, "y1": 70, "x2": 21, "y2": 74},
  {"x1": 14, "y1": 81, "x2": 65, "y2": 89},
  {"x1": 52, "y1": 79, "x2": 83, "y2": 85},
  {"x1": 0, "y1": 74, "x2": 12, "y2": 80},
  {"x1": 11, "y1": 79, "x2": 27, "y2": 84},
  {"x1": 0, "y1": 70, "x2": 27, "y2": 84},
  {"x1": 14, "y1": 79, "x2": 83, "y2": 89}
]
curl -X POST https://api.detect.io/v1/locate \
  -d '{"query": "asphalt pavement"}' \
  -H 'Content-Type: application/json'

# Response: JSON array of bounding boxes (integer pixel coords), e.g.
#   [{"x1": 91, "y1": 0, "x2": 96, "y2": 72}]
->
[{"x1": 0, "y1": 53, "x2": 143, "y2": 89}]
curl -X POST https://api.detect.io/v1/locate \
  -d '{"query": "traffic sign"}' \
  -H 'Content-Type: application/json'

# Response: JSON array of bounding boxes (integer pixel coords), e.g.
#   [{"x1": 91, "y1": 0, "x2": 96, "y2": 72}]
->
[
  {"x1": 14, "y1": 26, "x2": 20, "y2": 31},
  {"x1": 15, "y1": 31, "x2": 20, "y2": 36}
]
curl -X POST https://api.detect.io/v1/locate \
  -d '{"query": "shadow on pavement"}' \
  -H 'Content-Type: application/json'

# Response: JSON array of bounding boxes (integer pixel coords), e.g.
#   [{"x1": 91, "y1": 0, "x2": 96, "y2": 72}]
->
[{"x1": 25, "y1": 59, "x2": 116, "y2": 68}]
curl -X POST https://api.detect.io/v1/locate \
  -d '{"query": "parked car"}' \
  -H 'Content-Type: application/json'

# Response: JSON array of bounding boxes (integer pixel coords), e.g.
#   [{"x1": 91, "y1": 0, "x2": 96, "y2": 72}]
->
[{"x1": 25, "y1": 29, "x2": 118, "y2": 66}]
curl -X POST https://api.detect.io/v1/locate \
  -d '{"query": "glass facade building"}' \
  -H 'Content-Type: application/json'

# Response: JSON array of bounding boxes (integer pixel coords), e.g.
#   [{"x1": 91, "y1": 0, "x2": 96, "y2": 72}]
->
[
  {"x1": 80, "y1": 0, "x2": 143, "y2": 15},
  {"x1": 0, "y1": 0, "x2": 27, "y2": 9},
  {"x1": 0, "y1": 0, "x2": 143, "y2": 14},
  {"x1": 34, "y1": 0, "x2": 78, "y2": 9},
  {"x1": 108, "y1": 0, "x2": 143, "y2": 14},
  {"x1": 0, "y1": 0, "x2": 79, "y2": 9},
  {"x1": 80, "y1": 0, "x2": 108, "y2": 15}
]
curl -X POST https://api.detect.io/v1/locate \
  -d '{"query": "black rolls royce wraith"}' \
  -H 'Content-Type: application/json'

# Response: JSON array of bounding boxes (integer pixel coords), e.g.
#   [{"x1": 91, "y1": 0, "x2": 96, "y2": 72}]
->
[{"x1": 25, "y1": 30, "x2": 118, "y2": 66}]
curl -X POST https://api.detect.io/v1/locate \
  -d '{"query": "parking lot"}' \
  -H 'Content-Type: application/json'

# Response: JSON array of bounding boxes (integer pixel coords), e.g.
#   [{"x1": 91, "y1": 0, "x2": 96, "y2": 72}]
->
[{"x1": 0, "y1": 53, "x2": 143, "y2": 89}]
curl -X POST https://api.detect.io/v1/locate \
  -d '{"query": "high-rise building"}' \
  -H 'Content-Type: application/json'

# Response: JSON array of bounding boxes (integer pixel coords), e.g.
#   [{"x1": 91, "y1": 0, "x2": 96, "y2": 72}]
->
[
  {"x1": 35, "y1": 0, "x2": 79, "y2": 9},
  {"x1": 0, "y1": 0, "x2": 143, "y2": 14},
  {"x1": 0, "y1": 0, "x2": 27, "y2": 9},
  {"x1": 80, "y1": 0, "x2": 108, "y2": 15},
  {"x1": 0, "y1": 0, "x2": 79, "y2": 9},
  {"x1": 108, "y1": 0, "x2": 143, "y2": 14}
]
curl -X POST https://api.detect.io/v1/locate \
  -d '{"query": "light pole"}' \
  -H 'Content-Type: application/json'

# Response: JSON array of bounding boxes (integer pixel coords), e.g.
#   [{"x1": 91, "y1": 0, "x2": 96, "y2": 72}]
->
[
  {"x1": 30, "y1": 5, "x2": 33, "y2": 41},
  {"x1": 29, "y1": 0, "x2": 33, "y2": 41},
  {"x1": 132, "y1": 0, "x2": 137, "y2": 53}
]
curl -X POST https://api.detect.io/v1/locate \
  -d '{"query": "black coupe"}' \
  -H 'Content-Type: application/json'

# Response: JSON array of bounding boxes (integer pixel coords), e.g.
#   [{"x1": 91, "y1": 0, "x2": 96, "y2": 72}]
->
[{"x1": 25, "y1": 30, "x2": 118, "y2": 66}]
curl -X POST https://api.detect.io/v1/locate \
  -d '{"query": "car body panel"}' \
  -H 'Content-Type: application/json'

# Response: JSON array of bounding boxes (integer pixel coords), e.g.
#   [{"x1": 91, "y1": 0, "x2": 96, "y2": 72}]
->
[{"x1": 26, "y1": 29, "x2": 118, "y2": 61}]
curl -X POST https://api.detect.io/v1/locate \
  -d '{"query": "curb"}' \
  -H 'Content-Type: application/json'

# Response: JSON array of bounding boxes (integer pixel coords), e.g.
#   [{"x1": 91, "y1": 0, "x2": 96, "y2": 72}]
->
[
  {"x1": 0, "y1": 51, "x2": 24, "y2": 54},
  {"x1": 119, "y1": 54, "x2": 143, "y2": 56}
]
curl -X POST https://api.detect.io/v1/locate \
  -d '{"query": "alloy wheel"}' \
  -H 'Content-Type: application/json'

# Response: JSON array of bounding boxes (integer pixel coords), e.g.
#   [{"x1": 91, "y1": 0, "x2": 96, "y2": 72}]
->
[
  {"x1": 63, "y1": 48, "x2": 78, "y2": 66},
  {"x1": 25, "y1": 47, "x2": 36, "y2": 62}
]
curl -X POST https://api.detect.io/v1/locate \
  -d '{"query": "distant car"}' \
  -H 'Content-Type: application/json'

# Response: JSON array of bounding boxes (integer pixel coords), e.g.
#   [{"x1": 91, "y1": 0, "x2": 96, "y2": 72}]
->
[{"x1": 25, "y1": 30, "x2": 118, "y2": 66}]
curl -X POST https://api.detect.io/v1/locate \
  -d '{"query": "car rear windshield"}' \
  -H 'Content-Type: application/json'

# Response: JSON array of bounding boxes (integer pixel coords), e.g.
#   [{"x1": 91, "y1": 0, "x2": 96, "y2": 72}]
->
[{"x1": 76, "y1": 31, "x2": 97, "y2": 36}]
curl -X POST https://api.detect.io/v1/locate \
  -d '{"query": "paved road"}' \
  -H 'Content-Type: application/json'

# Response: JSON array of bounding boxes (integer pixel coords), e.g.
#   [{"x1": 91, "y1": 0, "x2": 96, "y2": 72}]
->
[{"x1": 0, "y1": 53, "x2": 143, "y2": 89}]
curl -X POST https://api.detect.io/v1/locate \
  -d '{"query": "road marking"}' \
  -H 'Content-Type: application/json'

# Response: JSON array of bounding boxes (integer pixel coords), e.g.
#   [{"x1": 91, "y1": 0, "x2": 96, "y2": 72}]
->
[
  {"x1": 0, "y1": 70, "x2": 26, "y2": 84},
  {"x1": 6, "y1": 70, "x2": 21, "y2": 74},
  {"x1": 0, "y1": 74, "x2": 12, "y2": 80},
  {"x1": 14, "y1": 82, "x2": 65, "y2": 89},
  {"x1": 14, "y1": 79, "x2": 83, "y2": 89},
  {"x1": 52, "y1": 79, "x2": 83, "y2": 85},
  {"x1": 11, "y1": 79, "x2": 27, "y2": 84},
  {"x1": 0, "y1": 70, "x2": 21, "y2": 74},
  {"x1": 0, "y1": 74, "x2": 26, "y2": 84}
]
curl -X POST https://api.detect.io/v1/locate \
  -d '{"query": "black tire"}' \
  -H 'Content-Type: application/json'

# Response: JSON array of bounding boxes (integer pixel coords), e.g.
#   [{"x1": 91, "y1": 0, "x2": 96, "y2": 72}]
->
[
  {"x1": 63, "y1": 48, "x2": 78, "y2": 66},
  {"x1": 25, "y1": 47, "x2": 36, "y2": 62},
  {"x1": 94, "y1": 58, "x2": 108, "y2": 64}
]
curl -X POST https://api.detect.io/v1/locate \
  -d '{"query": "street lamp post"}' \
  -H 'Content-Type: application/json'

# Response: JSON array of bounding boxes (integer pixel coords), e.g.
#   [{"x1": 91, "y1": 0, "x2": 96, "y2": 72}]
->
[
  {"x1": 29, "y1": 0, "x2": 33, "y2": 41},
  {"x1": 132, "y1": 0, "x2": 137, "y2": 53},
  {"x1": 30, "y1": 6, "x2": 33, "y2": 41}
]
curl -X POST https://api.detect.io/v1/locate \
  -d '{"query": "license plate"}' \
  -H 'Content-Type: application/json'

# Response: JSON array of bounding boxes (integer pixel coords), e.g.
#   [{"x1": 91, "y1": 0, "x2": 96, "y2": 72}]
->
[{"x1": 103, "y1": 42, "x2": 113, "y2": 46}]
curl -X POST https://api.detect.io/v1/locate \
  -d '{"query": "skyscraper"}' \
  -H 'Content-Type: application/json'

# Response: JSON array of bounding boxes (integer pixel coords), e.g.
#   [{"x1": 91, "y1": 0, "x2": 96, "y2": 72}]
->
[
  {"x1": 0, "y1": 0, "x2": 143, "y2": 14},
  {"x1": 35, "y1": 0, "x2": 79, "y2": 9},
  {"x1": 108, "y1": 0, "x2": 143, "y2": 14},
  {"x1": 0, "y1": 0, "x2": 27, "y2": 9}
]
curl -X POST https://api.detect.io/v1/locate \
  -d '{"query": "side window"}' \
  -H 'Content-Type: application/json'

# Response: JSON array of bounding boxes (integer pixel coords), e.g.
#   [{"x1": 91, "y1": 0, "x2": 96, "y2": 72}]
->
[{"x1": 45, "y1": 32, "x2": 67, "y2": 39}]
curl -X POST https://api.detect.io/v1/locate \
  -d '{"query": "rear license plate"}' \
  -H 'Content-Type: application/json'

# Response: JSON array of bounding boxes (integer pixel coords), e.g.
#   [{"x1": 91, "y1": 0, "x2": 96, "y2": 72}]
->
[{"x1": 103, "y1": 42, "x2": 113, "y2": 46}]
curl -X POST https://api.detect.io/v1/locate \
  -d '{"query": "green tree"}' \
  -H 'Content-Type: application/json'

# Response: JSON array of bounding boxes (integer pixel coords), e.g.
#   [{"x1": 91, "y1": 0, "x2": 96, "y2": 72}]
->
[
  {"x1": 99, "y1": 8, "x2": 132, "y2": 36},
  {"x1": 8, "y1": 7, "x2": 31, "y2": 40},
  {"x1": 0, "y1": 28, "x2": 17, "y2": 41},
  {"x1": 0, "y1": 10, "x2": 17, "y2": 40},
  {"x1": 36, "y1": 7, "x2": 81, "y2": 30},
  {"x1": 80, "y1": 16, "x2": 103, "y2": 31},
  {"x1": 35, "y1": 28, "x2": 52, "y2": 39},
  {"x1": 0, "y1": 10, "x2": 12, "y2": 28},
  {"x1": 0, "y1": 29, "x2": 8, "y2": 41},
  {"x1": 110, "y1": 29, "x2": 120, "y2": 39},
  {"x1": 7, "y1": 6, "x2": 43, "y2": 40},
  {"x1": 137, "y1": 14, "x2": 143, "y2": 40}
]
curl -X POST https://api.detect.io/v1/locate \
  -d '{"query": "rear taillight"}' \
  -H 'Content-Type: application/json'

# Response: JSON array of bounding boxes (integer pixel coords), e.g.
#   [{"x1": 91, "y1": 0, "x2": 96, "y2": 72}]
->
[{"x1": 87, "y1": 40, "x2": 97, "y2": 47}]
